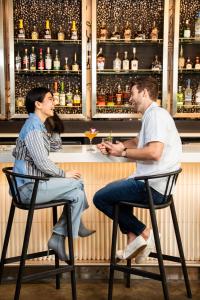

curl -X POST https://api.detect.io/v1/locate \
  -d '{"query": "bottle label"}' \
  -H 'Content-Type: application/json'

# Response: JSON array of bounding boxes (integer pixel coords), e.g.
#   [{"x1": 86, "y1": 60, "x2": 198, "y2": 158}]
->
[
  {"x1": 97, "y1": 61, "x2": 105, "y2": 70},
  {"x1": 59, "y1": 94, "x2": 66, "y2": 106},
  {"x1": 186, "y1": 63, "x2": 192, "y2": 70},
  {"x1": 53, "y1": 61, "x2": 60, "y2": 70},
  {"x1": 58, "y1": 32, "x2": 65, "y2": 41},
  {"x1": 195, "y1": 63, "x2": 200, "y2": 70},
  {"x1": 184, "y1": 29, "x2": 191, "y2": 38},
  {"x1": 15, "y1": 57, "x2": 21, "y2": 71},
  {"x1": 16, "y1": 96, "x2": 25, "y2": 107},
  {"x1": 66, "y1": 93, "x2": 73, "y2": 106},
  {"x1": 45, "y1": 58, "x2": 52, "y2": 70},
  {"x1": 131, "y1": 60, "x2": 138, "y2": 70},
  {"x1": 113, "y1": 60, "x2": 121, "y2": 71},
  {"x1": 71, "y1": 31, "x2": 78, "y2": 40},
  {"x1": 123, "y1": 61, "x2": 129, "y2": 70},
  {"x1": 53, "y1": 94, "x2": 60, "y2": 105},
  {"x1": 32, "y1": 32, "x2": 38, "y2": 40},
  {"x1": 44, "y1": 30, "x2": 51, "y2": 39},
  {"x1": 38, "y1": 60, "x2": 44, "y2": 70},
  {"x1": 72, "y1": 64, "x2": 79, "y2": 71}
]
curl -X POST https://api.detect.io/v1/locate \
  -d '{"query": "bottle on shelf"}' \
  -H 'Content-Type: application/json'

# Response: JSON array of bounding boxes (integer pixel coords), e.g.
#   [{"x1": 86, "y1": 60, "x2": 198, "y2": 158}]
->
[
  {"x1": 135, "y1": 24, "x2": 145, "y2": 40},
  {"x1": 195, "y1": 11, "x2": 200, "y2": 39},
  {"x1": 73, "y1": 86, "x2": 81, "y2": 106},
  {"x1": 185, "y1": 57, "x2": 192, "y2": 69},
  {"x1": 58, "y1": 25, "x2": 65, "y2": 41},
  {"x1": 66, "y1": 83, "x2": 73, "y2": 106},
  {"x1": 15, "y1": 50, "x2": 21, "y2": 71},
  {"x1": 195, "y1": 84, "x2": 200, "y2": 104},
  {"x1": 151, "y1": 55, "x2": 162, "y2": 70},
  {"x1": 176, "y1": 86, "x2": 184, "y2": 106},
  {"x1": 30, "y1": 46, "x2": 36, "y2": 71},
  {"x1": 64, "y1": 57, "x2": 69, "y2": 71},
  {"x1": 53, "y1": 82, "x2": 60, "y2": 105},
  {"x1": 123, "y1": 85, "x2": 130, "y2": 106},
  {"x1": 16, "y1": 88, "x2": 25, "y2": 108},
  {"x1": 45, "y1": 47, "x2": 52, "y2": 70},
  {"x1": 22, "y1": 48, "x2": 29, "y2": 71},
  {"x1": 97, "y1": 48, "x2": 105, "y2": 70},
  {"x1": 38, "y1": 48, "x2": 44, "y2": 70},
  {"x1": 106, "y1": 88, "x2": 115, "y2": 106},
  {"x1": 194, "y1": 56, "x2": 200, "y2": 70},
  {"x1": 183, "y1": 19, "x2": 191, "y2": 38},
  {"x1": 184, "y1": 79, "x2": 192, "y2": 105},
  {"x1": 122, "y1": 51, "x2": 129, "y2": 71},
  {"x1": 72, "y1": 52, "x2": 79, "y2": 71},
  {"x1": 150, "y1": 21, "x2": 159, "y2": 41},
  {"x1": 53, "y1": 49, "x2": 61, "y2": 70},
  {"x1": 17, "y1": 19, "x2": 25, "y2": 39},
  {"x1": 71, "y1": 20, "x2": 78, "y2": 40},
  {"x1": 111, "y1": 25, "x2": 120, "y2": 40},
  {"x1": 124, "y1": 21, "x2": 131, "y2": 41},
  {"x1": 116, "y1": 84, "x2": 123, "y2": 105},
  {"x1": 99, "y1": 21, "x2": 108, "y2": 40},
  {"x1": 44, "y1": 20, "x2": 51, "y2": 39},
  {"x1": 31, "y1": 25, "x2": 39, "y2": 40},
  {"x1": 131, "y1": 47, "x2": 138, "y2": 70},
  {"x1": 59, "y1": 82, "x2": 66, "y2": 106},
  {"x1": 178, "y1": 45, "x2": 185, "y2": 69},
  {"x1": 113, "y1": 52, "x2": 121, "y2": 71}
]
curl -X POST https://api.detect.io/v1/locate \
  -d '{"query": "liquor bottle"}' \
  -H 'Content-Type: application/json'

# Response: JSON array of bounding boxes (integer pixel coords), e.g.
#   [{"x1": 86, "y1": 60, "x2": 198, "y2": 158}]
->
[
  {"x1": 16, "y1": 88, "x2": 25, "y2": 108},
  {"x1": 183, "y1": 20, "x2": 191, "y2": 38},
  {"x1": 38, "y1": 48, "x2": 44, "y2": 70},
  {"x1": 31, "y1": 25, "x2": 38, "y2": 40},
  {"x1": 44, "y1": 20, "x2": 51, "y2": 39},
  {"x1": 30, "y1": 47, "x2": 36, "y2": 71},
  {"x1": 194, "y1": 56, "x2": 200, "y2": 69},
  {"x1": 64, "y1": 57, "x2": 69, "y2": 71},
  {"x1": 195, "y1": 12, "x2": 200, "y2": 39},
  {"x1": 72, "y1": 52, "x2": 79, "y2": 71},
  {"x1": 124, "y1": 21, "x2": 131, "y2": 41},
  {"x1": 131, "y1": 47, "x2": 138, "y2": 70},
  {"x1": 113, "y1": 52, "x2": 121, "y2": 71},
  {"x1": 123, "y1": 85, "x2": 130, "y2": 106},
  {"x1": 122, "y1": 51, "x2": 129, "y2": 71},
  {"x1": 66, "y1": 83, "x2": 73, "y2": 106},
  {"x1": 45, "y1": 47, "x2": 52, "y2": 70},
  {"x1": 71, "y1": 20, "x2": 78, "y2": 40},
  {"x1": 106, "y1": 89, "x2": 114, "y2": 106},
  {"x1": 15, "y1": 51, "x2": 21, "y2": 71},
  {"x1": 151, "y1": 55, "x2": 162, "y2": 70},
  {"x1": 58, "y1": 25, "x2": 65, "y2": 41},
  {"x1": 53, "y1": 82, "x2": 60, "y2": 105},
  {"x1": 97, "y1": 48, "x2": 105, "y2": 70},
  {"x1": 135, "y1": 24, "x2": 145, "y2": 40},
  {"x1": 59, "y1": 81, "x2": 66, "y2": 106},
  {"x1": 178, "y1": 45, "x2": 185, "y2": 69},
  {"x1": 53, "y1": 49, "x2": 61, "y2": 70},
  {"x1": 22, "y1": 48, "x2": 29, "y2": 71},
  {"x1": 185, "y1": 57, "x2": 192, "y2": 69},
  {"x1": 184, "y1": 79, "x2": 192, "y2": 105},
  {"x1": 116, "y1": 84, "x2": 123, "y2": 105},
  {"x1": 73, "y1": 86, "x2": 81, "y2": 106},
  {"x1": 195, "y1": 84, "x2": 200, "y2": 104},
  {"x1": 150, "y1": 21, "x2": 159, "y2": 41},
  {"x1": 18, "y1": 19, "x2": 25, "y2": 39},
  {"x1": 176, "y1": 86, "x2": 184, "y2": 106},
  {"x1": 111, "y1": 25, "x2": 120, "y2": 40},
  {"x1": 99, "y1": 21, "x2": 108, "y2": 40}
]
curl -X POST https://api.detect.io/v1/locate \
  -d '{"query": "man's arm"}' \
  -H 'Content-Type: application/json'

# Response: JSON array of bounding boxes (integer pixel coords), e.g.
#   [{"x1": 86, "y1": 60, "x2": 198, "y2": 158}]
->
[{"x1": 122, "y1": 137, "x2": 138, "y2": 149}]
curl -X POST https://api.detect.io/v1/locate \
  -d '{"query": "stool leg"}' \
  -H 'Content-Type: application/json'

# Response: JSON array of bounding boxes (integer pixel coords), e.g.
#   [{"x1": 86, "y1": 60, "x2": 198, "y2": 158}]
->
[
  {"x1": 52, "y1": 206, "x2": 60, "y2": 290},
  {"x1": 125, "y1": 259, "x2": 131, "y2": 288},
  {"x1": 66, "y1": 203, "x2": 77, "y2": 300},
  {"x1": 0, "y1": 202, "x2": 16, "y2": 283},
  {"x1": 14, "y1": 206, "x2": 35, "y2": 300},
  {"x1": 170, "y1": 201, "x2": 192, "y2": 298},
  {"x1": 108, "y1": 204, "x2": 119, "y2": 300}
]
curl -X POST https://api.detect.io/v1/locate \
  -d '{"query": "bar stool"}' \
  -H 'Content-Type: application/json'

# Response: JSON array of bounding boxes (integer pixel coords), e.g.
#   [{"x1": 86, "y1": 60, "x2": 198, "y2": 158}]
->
[
  {"x1": 108, "y1": 168, "x2": 192, "y2": 300},
  {"x1": 0, "y1": 167, "x2": 77, "y2": 300}
]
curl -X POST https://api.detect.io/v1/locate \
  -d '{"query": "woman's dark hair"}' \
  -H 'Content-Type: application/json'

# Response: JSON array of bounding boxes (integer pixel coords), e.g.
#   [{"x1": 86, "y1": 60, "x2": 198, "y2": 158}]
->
[
  {"x1": 131, "y1": 77, "x2": 158, "y2": 101},
  {"x1": 25, "y1": 87, "x2": 52, "y2": 114},
  {"x1": 45, "y1": 111, "x2": 64, "y2": 134}
]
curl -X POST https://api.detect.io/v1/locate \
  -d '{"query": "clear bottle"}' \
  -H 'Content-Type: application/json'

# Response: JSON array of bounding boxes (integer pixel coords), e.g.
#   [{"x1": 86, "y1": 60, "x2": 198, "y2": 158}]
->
[
  {"x1": 58, "y1": 25, "x2": 65, "y2": 41},
  {"x1": 72, "y1": 52, "x2": 79, "y2": 71},
  {"x1": 135, "y1": 24, "x2": 145, "y2": 40},
  {"x1": 44, "y1": 20, "x2": 51, "y2": 39},
  {"x1": 73, "y1": 86, "x2": 81, "y2": 106},
  {"x1": 18, "y1": 19, "x2": 25, "y2": 39},
  {"x1": 116, "y1": 84, "x2": 123, "y2": 105},
  {"x1": 178, "y1": 45, "x2": 185, "y2": 69},
  {"x1": 124, "y1": 21, "x2": 131, "y2": 41},
  {"x1": 15, "y1": 51, "x2": 21, "y2": 71},
  {"x1": 97, "y1": 48, "x2": 105, "y2": 70},
  {"x1": 64, "y1": 57, "x2": 69, "y2": 71},
  {"x1": 184, "y1": 79, "x2": 192, "y2": 105},
  {"x1": 194, "y1": 56, "x2": 200, "y2": 70},
  {"x1": 53, "y1": 49, "x2": 61, "y2": 70},
  {"x1": 30, "y1": 46, "x2": 36, "y2": 71},
  {"x1": 53, "y1": 82, "x2": 60, "y2": 105},
  {"x1": 150, "y1": 21, "x2": 158, "y2": 41},
  {"x1": 185, "y1": 57, "x2": 192, "y2": 69},
  {"x1": 176, "y1": 86, "x2": 184, "y2": 106},
  {"x1": 45, "y1": 47, "x2": 52, "y2": 70},
  {"x1": 151, "y1": 55, "x2": 162, "y2": 70},
  {"x1": 183, "y1": 20, "x2": 191, "y2": 38},
  {"x1": 22, "y1": 48, "x2": 29, "y2": 70},
  {"x1": 195, "y1": 12, "x2": 200, "y2": 39},
  {"x1": 113, "y1": 52, "x2": 121, "y2": 71},
  {"x1": 71, "y1": 20, "x2": 78, "y2": 40},
  {"x1": 122, "y1": 51, "x2": 129, "y2": 71},
  {"x1": 111, "y1": 25, "x2": 120, "y2": 40},
  {"x1": 59, "y1": 81, "x2": 66, "y2": 106},
  {"x1": 195, "y1": 84, "x2": 200, "y2": 104},
  {"x1": 66, "y1": 83, "x2": 73, "y2": 106},
  {"x1": 131, "y1": 47, "x2": 138, "y2": 70},
  {"x1": 38, "y1": 48, "x2": 44, "y2": 70},
  {"x1": 99, "y1": 21, "x2": 108, "y2": 40},
  {"x1": 31, "y1": 25, "x2": 39, "y2": 40}
]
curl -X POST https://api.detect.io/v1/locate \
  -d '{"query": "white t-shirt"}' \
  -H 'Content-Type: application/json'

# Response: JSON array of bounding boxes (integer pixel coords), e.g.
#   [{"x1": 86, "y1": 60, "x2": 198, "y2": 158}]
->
[{"x1": 130, "y1": 102, "x2": 182, "y2": 195}]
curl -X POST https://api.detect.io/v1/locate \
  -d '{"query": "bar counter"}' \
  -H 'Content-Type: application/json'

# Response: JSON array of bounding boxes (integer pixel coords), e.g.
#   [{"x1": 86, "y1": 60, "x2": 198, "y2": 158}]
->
[{"x1": 0, "y1": 144, "x2": 200, "y2": 265}]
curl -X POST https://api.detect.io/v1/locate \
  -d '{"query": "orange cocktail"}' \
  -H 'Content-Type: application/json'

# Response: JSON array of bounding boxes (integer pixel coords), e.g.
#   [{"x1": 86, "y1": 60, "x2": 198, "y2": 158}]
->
[{"x1": 84, "y1": 129, "x2": 99, "y2": 151}]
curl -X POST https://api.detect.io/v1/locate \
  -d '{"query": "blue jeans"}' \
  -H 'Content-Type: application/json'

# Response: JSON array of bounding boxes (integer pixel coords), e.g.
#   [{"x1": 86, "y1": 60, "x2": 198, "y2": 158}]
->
[{"x1": 93, "y1": 178, "x2": 165, "y2": 236}]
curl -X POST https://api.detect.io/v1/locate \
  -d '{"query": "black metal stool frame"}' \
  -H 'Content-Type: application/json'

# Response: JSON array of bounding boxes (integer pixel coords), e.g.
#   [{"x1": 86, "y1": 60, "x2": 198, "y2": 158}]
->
[
  {"x1": 108, "y1": 168, "x2": 192, "y2": 300},
  {"x1": 0, "y1": 167, "x2": 77, "y2": 300}
]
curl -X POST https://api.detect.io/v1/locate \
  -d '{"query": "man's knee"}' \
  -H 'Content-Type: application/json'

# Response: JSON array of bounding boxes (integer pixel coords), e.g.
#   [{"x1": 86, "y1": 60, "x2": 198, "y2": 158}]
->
[{"x1": 93, "y1": 189, "x2": 105, "y2": 208}]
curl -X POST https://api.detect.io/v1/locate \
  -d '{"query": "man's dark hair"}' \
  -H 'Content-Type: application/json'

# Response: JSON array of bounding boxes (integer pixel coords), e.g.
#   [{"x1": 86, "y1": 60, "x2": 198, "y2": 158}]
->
[
  {"x1": 25, "y1": 87, "x2": 52, "y2": 114},
  {"x1": 131, "y1": 77, "x2": 158, "y2": 101}
]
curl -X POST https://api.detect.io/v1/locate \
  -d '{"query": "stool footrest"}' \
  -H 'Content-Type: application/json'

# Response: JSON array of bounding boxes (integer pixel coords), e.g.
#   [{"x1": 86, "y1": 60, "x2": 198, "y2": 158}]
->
[
  {"x1": 4, "y1": 250, "x2": 55, "y2": 264},
  {"x1": 149, "y1": 252, "x2": 182, "y2": 263}
]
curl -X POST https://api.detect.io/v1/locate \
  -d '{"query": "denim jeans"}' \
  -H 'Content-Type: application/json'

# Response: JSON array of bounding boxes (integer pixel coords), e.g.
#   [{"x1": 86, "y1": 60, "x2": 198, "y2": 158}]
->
[{"x1": 93, "y1": 178, "x2": 165, "y2": 236}]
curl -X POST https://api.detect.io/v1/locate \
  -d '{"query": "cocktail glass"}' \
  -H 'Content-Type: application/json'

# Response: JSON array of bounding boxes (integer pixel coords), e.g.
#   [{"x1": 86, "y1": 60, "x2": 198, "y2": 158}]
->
[{"x1": 84, "y1": 130, "x2": 99, "y2": 151}]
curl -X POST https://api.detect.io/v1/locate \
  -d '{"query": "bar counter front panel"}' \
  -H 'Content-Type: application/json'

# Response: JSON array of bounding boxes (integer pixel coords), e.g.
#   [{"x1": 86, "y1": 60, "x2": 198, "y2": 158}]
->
[{"x1": 0, "y1": 145, "x2": 200, "y2": 264}]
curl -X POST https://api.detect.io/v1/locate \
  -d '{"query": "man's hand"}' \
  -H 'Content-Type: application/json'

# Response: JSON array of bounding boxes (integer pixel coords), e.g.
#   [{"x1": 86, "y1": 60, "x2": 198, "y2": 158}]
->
[
  {"x1": 96, "y1": 142, "x2": 109, "y2": 155},
  {"x1": 65, "y1": 170, "x2": 81, "y2": 179},
  {"x1": 101, "y1": 141, "x2": 125, "y2": 157}
]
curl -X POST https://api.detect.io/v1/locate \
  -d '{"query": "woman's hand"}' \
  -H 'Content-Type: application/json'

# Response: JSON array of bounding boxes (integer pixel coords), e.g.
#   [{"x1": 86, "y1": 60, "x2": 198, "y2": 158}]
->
[{"x1": 65, "y1": 170, "x2": 81, "y2": 179}]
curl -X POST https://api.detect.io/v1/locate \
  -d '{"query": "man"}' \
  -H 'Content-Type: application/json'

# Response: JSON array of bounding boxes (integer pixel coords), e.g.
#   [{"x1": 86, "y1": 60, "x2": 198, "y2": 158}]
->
[{"x1": 93, "y1": 77, "x2": 182, "y2": 263}]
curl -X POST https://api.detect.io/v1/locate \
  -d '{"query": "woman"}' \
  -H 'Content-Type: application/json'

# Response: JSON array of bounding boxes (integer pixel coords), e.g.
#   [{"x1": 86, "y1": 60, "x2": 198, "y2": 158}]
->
[{"x1": 13, "y1": 87, "x2": 94, "y2": 262}]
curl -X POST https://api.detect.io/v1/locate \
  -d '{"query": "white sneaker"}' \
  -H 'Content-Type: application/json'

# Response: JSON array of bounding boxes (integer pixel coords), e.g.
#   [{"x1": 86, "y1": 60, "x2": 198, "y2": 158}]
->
[
  {"x1": 135, "y1": 230, "x2": 158, "y2": 264},
  {"x1": 116, "y1": 236, "x2": 147, "y2": 261}
]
